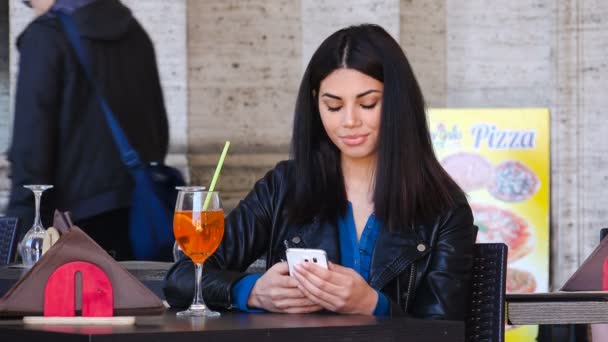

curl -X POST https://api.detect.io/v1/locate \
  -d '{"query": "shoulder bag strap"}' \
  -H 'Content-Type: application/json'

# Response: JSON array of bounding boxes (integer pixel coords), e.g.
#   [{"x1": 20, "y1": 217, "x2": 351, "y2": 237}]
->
[{"x1": 53, "y1": 10, "x2": 143, "y2": 172}]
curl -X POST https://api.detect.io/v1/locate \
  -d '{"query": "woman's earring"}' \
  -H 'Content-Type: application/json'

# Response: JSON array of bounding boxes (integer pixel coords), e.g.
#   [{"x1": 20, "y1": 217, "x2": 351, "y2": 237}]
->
[{"x1": 312, "y1": 89, "x2": 317, "y2": 98}]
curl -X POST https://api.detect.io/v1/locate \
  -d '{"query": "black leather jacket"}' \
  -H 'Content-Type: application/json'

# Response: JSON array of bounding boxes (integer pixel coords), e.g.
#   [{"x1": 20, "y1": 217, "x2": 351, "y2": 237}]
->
[{"x1": 164, "y1": 161, "x2": 476, "y2": 320}]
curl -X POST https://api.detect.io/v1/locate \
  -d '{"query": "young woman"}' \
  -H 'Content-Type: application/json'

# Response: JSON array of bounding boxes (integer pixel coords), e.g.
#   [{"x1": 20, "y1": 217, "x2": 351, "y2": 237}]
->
[{"x1": 164, "y1": 24, "x2": 475, "y2": 319}]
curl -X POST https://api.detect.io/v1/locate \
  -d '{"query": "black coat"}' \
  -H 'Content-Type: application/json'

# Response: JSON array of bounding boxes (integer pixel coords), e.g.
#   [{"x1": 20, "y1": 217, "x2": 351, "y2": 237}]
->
[
  {"x1": 164, "y1": 161, "x2": 476, "y2": 319},
  {"x1": 6, "y1": 0, "x2": 168, "y2": 230}
]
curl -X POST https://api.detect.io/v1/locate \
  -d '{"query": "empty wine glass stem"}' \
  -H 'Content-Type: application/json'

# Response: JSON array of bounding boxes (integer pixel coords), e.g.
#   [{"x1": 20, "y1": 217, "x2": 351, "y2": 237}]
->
[
  {"x1": 193, "y1": 263, "x2": 205, "y2": 308},
  {"x1": 33, "y1": 190, "x2": 43, "y2": 230}
]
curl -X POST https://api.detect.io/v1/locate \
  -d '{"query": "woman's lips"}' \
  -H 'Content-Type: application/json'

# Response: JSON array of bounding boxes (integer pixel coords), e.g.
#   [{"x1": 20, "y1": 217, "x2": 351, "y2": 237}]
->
[{"x1": 340, "y1": 134, "x2": 369, "y2": 146}]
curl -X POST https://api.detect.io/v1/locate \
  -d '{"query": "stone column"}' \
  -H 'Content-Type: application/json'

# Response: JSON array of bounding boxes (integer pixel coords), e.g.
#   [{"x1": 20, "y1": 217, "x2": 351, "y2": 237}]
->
[
  {"x1": 399, "y1": 0, "x2": 447, "y2": 107},
  {"x1": 8, "y1": 2, "x2": 35, "y2": 137},
  {"x1": 551, "y1": 0, "x2": 584, "y2": 289},
  {"x1": 552, "y1": 0, "x2": 608, "y2": 287},
  {"x1": 302, "y1": 0, "x2": 400, "y2": 68},
  {"x1": 445, "y1": 0, "x2": 554, "y2": 107},
  {"x1": 186, "y1": 0, "x2": 301, "y2": 210},
  {"x1": 0, "y1": 0, "x2": 9, "y2": 151},
  {"x1": 0, "y1": 0, "x2": 9, "y2": 211},
  {"x1": 1, "y1": 1, "x2": 33, "y2": 214}
]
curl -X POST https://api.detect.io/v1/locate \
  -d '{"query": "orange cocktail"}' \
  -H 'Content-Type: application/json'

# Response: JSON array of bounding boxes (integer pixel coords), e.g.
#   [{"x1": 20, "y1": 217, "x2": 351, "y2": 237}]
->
[{"x1": 174, "y1": 210, "x2": 224, "y2": 264}]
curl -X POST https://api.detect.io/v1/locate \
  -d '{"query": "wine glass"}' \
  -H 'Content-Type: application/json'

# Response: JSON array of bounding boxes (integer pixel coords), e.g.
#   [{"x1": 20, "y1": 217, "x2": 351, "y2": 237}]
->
[
  {"x1": 172, "y1": 187, "x2": 205, "y2": 263},
  {"x1": 18, "y1": 184, "x2": 54, "y2": 267},
  {"x1": 173, "y1": 187, "x2": 224, "y2": 317}
]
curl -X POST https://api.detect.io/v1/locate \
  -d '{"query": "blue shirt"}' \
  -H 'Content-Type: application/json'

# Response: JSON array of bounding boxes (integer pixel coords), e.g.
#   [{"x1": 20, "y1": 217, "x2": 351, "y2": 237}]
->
[{"x1": 231, "y1": 202, "x2": 390, "y2": 316}]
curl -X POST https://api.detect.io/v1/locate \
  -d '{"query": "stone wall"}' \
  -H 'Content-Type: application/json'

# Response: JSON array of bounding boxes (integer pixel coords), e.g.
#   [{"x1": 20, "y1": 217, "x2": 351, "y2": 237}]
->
[
  {"x1": 445, "y1": 0, "x2": 554, "y2": 107},
  {"x1": 0, "y1": 0, "x2": 8, "y2": 151},
  {"x1": 433, "y1": 0, "x2": 607, "y2": 289},
  {"x1": 186, "y1": 0, "x2": 300, "y2": 209},
  {"x1": 302, "y1": 0, "x2": 400, "y2": 68},
  {"x1": 399, "y1": 0, "x2": 446, "y2": 107},
  {"x1": 1, "y1": 0, "x2": 608, "y2": 289},
  {"x1": 0, "y1": 0, "x2": 9, "y2": 211},
  {"x1": 551, "y1": 0, "x2": 608, "y2": 287}
]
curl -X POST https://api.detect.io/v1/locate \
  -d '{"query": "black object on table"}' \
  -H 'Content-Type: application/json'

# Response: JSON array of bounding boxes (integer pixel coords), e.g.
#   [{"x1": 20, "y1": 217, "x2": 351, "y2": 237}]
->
[
  {"x1": 0, "y1": 309, "x2": 464, "y2": 342},
  {"x1": 0, "y1": 217, "x2": 19, "y2": 265}
]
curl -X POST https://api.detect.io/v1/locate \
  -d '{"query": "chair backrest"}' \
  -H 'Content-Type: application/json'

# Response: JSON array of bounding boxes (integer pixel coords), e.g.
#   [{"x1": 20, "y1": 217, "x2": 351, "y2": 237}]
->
[
  {"x1": 601, "y1": 227, "x2": 608, "y2": 242},
  {"x1": 0, "y1": 217, "x2": 20, "y2": 265},
  {"x1": 466, "y1": 243, "x2": 508, "y2": 342}
]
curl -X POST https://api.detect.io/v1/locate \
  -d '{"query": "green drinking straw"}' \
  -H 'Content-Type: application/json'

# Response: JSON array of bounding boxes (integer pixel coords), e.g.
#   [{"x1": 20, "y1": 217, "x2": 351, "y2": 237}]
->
[{"x1": 203, "y1": 141, "x2": 231, "y2": 210}]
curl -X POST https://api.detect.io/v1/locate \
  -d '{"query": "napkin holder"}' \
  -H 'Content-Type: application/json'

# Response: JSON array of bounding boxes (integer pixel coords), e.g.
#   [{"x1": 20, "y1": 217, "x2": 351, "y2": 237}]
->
[{"x1": 0, "y1": 211, "x2": 165, "y2": 318}]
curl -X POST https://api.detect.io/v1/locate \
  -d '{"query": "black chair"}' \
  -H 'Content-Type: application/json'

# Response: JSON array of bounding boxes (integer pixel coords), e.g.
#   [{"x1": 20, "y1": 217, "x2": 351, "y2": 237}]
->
[
  {"x1": 466, "y1": 243, "x2": 508, "y2": 342},
  {"x1": 601, "y1": 227, "x2": 608, "y2": 242},
  {"x1": 0, "y1": 217, "x2": 19, "y2": 265}
]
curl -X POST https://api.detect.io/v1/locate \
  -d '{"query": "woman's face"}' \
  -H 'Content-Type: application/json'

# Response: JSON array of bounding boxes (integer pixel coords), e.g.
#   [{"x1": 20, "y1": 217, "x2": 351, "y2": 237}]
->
[
  {"x1": 318, "y1": 68, "x2": 383, "y2": 164},
  {"x1": 28, "y1": 0, "x2": 55, "y2": 15}
]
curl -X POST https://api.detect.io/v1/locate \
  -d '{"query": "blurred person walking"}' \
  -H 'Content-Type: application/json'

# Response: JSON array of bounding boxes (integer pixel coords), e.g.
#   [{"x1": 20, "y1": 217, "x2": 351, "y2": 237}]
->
[{"x1": 6, "y1": 0, "x2": 169, "y2": 260}]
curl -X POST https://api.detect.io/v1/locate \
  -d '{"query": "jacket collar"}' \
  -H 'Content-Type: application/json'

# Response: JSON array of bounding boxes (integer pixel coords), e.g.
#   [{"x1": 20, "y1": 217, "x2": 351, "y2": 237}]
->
[
  {"x1": 287, "y1": 217, "x2": 341, "y2": 264},
  {"x1": 287, "y1": 217, "x2": 430, "y2": 290},
  {"x1": 369, "y1": 227, "x2": 430, "y2": 289}
]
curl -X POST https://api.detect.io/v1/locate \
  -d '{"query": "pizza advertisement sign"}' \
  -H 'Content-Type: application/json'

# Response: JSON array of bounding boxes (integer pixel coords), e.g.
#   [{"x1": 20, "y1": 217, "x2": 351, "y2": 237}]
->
[{"x1": 428, "y1": 108, "x2": 550, "y2": 341}]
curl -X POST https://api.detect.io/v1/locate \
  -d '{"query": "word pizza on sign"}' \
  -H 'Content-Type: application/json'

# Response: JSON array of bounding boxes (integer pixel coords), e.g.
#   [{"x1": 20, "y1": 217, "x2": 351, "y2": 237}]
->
[{"x1": 471, "y1": 123, "x2": 536, "y2": 150}]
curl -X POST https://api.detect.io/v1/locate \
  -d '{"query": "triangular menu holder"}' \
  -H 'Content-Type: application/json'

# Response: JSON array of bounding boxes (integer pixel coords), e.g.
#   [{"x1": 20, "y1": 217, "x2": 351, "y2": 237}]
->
[
  {"x1": 0, "y1": 211, "x2": 165, "y2": 317},
  {"x1": 561, "y1": 232, "x2": 608, "y2": 291}
]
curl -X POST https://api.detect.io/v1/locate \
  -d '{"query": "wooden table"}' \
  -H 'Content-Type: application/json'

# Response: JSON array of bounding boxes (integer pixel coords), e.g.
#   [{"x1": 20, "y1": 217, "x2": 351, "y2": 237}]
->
[
  {"x1": 1, "y1": 263, "x2": 463, "y2": 341},
  {"x1": 0, "y1": 310, "x2": 464, "y2": 342},
  {"x1": 506, "y1": 293, "x2": 598, "y2": 342},
  {"x1": 507, "y1": 292, "x2": 608, "y2": 325}
]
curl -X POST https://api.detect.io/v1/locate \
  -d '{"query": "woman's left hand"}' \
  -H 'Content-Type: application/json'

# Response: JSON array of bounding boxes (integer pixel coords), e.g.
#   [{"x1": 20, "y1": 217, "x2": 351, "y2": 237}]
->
[{"x1": 293, "y1": 262, "x2": 378, "y2": 315}]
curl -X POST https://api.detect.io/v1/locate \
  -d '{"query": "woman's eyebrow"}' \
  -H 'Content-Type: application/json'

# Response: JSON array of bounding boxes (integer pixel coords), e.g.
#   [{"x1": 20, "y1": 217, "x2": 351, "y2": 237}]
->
[
  {"x1": 321, "y1": 93, "x2": 341, "y2": 100},
  {"x1": 356, "y1": 89, "x2": 381, "y2": 98},
  {"x1": 321, "y1": 89, "x2": 381, "y2": 100}
]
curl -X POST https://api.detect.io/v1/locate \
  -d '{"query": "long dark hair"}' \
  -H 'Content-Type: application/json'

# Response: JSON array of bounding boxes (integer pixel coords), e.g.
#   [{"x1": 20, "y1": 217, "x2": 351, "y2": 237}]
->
[{"x1": 288, "y1": 24, "x2": 463, "y2": 230}]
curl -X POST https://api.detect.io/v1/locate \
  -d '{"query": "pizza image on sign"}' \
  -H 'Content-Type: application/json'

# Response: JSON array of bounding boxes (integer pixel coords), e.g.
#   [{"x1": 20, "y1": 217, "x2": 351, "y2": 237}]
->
[
  {"x1": 507, "y1": 267, "x2": 537, "y2": 294},
  {"x1": 504, "y1": 267, "x2": 537, "y2": 331},
  {"x1": 440, "y1": 152, "x2": 493, "y2": 192},
  {"x1": 488, "y1": 160, "x2": 540, "y2": 202},
  {"x1": 471, "y1": 203, "x2": 534, "y2": 263}
]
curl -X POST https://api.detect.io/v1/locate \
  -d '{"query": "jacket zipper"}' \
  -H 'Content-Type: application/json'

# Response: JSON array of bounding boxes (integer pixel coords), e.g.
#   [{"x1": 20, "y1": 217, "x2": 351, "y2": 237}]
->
[{"x1": 403, "y1": 262, "x2": 416, "y2": 312}]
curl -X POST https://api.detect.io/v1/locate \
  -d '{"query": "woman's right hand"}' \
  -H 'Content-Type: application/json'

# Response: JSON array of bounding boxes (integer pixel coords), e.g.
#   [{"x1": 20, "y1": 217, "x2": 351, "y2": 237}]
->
[{"x1": 247, "y1": 262, "x2": 323, "y2": 313}]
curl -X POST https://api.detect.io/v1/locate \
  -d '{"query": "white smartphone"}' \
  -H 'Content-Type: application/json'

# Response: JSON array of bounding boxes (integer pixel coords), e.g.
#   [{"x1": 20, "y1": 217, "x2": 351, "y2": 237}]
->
[{"x1": 285, "y1": 248, "x2": 329, "y2": 276}]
